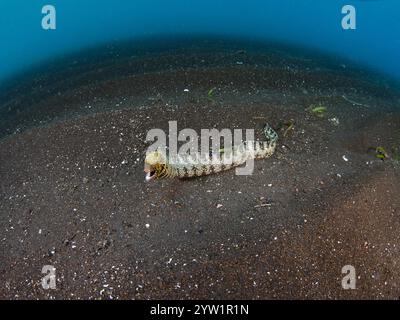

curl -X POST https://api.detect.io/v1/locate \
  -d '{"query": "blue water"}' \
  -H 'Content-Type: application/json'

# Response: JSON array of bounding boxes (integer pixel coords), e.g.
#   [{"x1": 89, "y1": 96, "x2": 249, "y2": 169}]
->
[{"x1": 0, "y1": 0, "x2": 399, "y2": 83}]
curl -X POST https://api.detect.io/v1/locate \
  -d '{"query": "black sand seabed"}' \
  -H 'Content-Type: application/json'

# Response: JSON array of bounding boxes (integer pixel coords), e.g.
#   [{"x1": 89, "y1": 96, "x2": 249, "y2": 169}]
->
[{"x1": 1, "y1": 38, "x2": 400, "y2": 299}]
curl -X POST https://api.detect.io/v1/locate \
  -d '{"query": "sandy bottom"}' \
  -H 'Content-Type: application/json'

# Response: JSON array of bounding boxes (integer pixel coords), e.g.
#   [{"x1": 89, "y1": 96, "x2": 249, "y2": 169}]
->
[{"x1": 1, "y1": 44, "x2": 400, "y2": 299}]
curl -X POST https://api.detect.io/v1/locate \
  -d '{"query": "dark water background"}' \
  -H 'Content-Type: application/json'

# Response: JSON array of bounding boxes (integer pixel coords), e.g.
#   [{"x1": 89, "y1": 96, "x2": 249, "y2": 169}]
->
[
  {"x1": 0, "y1": 0, "x2": 399, "y2": 83},
  {"x1": 0, "y1": 35, "x2": 399, "y2": 139}
]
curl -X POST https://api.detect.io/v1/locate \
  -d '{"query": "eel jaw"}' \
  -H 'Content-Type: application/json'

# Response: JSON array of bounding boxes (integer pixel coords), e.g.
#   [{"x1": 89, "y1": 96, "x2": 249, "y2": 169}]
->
[{"x1": 145, "y1": 169, "x2": 156, "y2": 182}]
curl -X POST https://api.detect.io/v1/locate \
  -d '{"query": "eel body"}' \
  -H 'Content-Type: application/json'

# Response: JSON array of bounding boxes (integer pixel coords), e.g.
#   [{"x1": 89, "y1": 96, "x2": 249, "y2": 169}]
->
[{"x1": 144, "y1": 124, "x2": 278, "y2": 181}]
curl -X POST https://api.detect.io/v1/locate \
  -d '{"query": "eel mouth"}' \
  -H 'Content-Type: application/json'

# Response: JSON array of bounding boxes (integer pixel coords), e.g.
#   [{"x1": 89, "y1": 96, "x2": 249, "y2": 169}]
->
[{"x1": 145, "y1": 169, "x2": 156, "y2": 182}]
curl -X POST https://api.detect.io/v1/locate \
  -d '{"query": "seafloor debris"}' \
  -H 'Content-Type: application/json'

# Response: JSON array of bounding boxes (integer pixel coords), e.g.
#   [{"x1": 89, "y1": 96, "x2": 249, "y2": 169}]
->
[
  {"x1": 275, "y1": 119, "x2": 294, "y2": 137},
  {"x1": 375, "y1": 146, "x2": 389, "y2": 160},
  {"x1": 328, "y1": 117, "x2": 340, "y2": 126},
  {"x1": 308, "y1": 104, "x2": 327, "y2": 118},
  {"x1": 367, "y1": 146, "x2": 390, "y2": 161},
  {"x1": 282, "y1": 119, "x2": 295, "y2": 137},
  {"x1": 207, "y1": 87, "x2": 217, "y2": 101},
  {"x1": 341, "y1": 95, "x2": 370, "y2": 108},
  {"x1": 254, "y1": 197, "x2": 273, "y2": 208}
]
